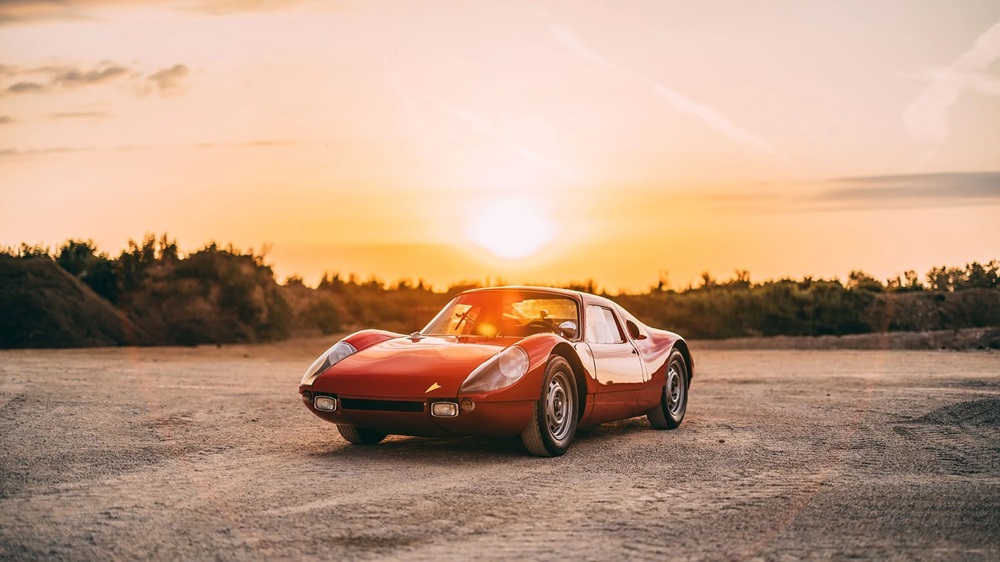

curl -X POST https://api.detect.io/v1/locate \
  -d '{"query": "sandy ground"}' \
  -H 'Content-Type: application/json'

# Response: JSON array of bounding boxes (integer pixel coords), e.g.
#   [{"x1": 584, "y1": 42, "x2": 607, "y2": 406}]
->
[{"x1": 1, "y1": 339, "x2": 998, "y2": 561}]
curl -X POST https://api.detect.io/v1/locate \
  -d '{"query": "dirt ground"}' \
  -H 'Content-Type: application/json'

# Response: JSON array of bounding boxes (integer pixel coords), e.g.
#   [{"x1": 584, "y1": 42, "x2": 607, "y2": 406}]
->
[{"x1": 1, "y1": 339, "x2": 998, "y2": 561}]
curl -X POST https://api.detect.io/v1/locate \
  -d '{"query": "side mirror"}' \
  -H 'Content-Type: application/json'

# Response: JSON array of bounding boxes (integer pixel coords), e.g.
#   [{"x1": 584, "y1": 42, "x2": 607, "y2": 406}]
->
[
  {"x1": 558, "y1": 320, "x2": 579, "y2": 340},
  {"x1": 626, "y1": 320, "x2": 647, "y2": 340}
]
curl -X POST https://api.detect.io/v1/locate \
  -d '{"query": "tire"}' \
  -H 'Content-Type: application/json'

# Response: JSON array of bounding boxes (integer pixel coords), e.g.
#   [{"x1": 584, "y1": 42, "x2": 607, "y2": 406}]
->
[
  {"x1": 646, "y1": 349, "x2": 688, "y2": 430},
  {"x1": 521, "y1": 356, "x2": 578, "y2": 457},
  {"x1": 337, "y1": 425, "x2": 387, "y2": 445}
]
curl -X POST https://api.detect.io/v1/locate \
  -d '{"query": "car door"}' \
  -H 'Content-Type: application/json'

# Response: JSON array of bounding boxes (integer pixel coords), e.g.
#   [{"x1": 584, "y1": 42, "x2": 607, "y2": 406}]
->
[{"x1": 583, "y1": 304, "x2": 649, "y2": 424}]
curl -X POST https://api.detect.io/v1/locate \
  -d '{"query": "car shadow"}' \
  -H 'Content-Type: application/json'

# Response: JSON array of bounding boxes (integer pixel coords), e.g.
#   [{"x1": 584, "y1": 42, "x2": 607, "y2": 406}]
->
[
  {"x1": 300, "y1": 417, "x2": 661, "y2": 463},
  {"x1": 305, "y1": 434, "x2": 525, "y2": 462}
]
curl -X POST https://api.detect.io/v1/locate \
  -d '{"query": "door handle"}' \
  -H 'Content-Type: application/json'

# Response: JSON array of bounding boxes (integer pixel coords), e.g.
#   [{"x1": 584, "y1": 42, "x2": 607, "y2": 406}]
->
[{"x1": 631, "y1": 349, "x2": 637, "y2": 355}]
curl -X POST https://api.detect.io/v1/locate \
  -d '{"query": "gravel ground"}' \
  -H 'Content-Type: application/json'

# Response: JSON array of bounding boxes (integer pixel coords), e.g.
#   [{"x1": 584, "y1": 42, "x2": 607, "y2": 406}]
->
[{"x1": 1, "y1": 340, "x2": 998, "y2": 561}]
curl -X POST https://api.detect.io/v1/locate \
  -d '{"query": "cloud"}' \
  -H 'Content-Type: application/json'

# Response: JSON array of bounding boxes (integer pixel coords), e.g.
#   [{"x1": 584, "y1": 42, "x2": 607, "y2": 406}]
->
[
  {"x1": 922, "y1": 68, "x2": 1000, "y2": 97},
  {"x1": 817, "y1": 172, "x2": 1000, "y2": 205},
  {"x1": 1, "y1": 63, "x2": 130, "y2": 95},
  {"x1": 0, "y1": 146, "x2": 76, "y2": 158},
  {"x1": 189, "y1": 0, "x2": 309, "y2": 16},
  {"x1": 0, "y1": 139, "x2": 301, "y2": 160},
  {"x1": 146, "y1": 64, "x2": 188, "y2": 94},
  {"x1": 904, "y1": 17, "x2": 1000, "y2": 145},
  {"x1": 191, "y1": 139, "x2": 298, "y2": 148},
  {"x1": 0, "y1": 0, "x2": 324, "y2": 25},
  {"x1": 5, "y1": 81, "x2": 45, "y2": 94},
  {"x1": 49, "y1": 111, "x2": 110, "y2": 119},
  {"x1": 53, "y1": 64, "x2": 129, "y2": 87},
  {"x1": 0, "y1": 0, "x2": 102, "y2": 25},
  {"x1": 1, "y1": 62, "x2": 188, "y2": 97},
  {"x1": 0, "y1": 115, "x2": 14, "y2": 124},
  {"x1": 545, "y1": 18, "x2": 792, "y2": 164},
  {"x1": 647, "y1": 172, "x2": 1000, "y2": 214}
]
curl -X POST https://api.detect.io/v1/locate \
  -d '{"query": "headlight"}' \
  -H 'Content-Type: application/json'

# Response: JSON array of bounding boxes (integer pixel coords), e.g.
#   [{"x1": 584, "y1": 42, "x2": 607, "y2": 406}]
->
[
  {"x1": 459, "y1": 346, "x2": 530, "y2": 393},
  {"x1": 300, "y1": 341, "x2": 357, "y2": 386}
]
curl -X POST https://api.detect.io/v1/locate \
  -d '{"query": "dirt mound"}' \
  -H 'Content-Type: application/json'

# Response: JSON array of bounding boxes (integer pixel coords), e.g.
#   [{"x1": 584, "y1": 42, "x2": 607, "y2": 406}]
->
[
  {"x1": 0, "y1": 256, "x2": 150, "y2": 348},
  {"x1": 908, "y1": 398, "x2": 1000, "y2": 427}
]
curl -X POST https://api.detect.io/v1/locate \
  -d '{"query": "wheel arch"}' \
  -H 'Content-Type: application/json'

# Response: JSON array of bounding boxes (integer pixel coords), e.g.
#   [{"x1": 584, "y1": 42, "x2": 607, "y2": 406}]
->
[
  {"x1": 550, "y1": 342, "x2": 588, "y2": 422},
  {"x1": 672, "y1": 339, "x2": 694, "y2": 385}
]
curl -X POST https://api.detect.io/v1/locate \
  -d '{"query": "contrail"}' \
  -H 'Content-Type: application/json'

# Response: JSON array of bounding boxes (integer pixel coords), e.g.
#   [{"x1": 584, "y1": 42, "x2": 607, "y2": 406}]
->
[
  {"x1": 547, "y1": 20, "x2": 793, "y2": 165},
  {"x1": 430, "y1": 98, "x2": 583, "y2": 182},
  {"x1": 380, "y1": 55, "x2": 433, "y2": 159}
]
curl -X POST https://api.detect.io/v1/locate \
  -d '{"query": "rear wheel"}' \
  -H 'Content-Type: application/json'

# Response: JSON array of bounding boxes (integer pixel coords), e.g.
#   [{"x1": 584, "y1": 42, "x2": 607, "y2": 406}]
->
[
  {"x1": 337, "y1": 425, "x2": 387, "y2": 445},
  {"x1": 522, "y1": 356, "x2": 578, "y2": 457},
  {"x1": 647, "y1": 349, "x2": 688, "y2": 429}
]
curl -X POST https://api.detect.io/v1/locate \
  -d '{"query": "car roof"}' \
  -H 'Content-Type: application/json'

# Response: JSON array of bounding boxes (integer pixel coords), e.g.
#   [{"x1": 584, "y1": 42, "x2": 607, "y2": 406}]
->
[
  {"x1": 460, "y1": 285, "x2": 585, "y2": 300},
  {"x1": 457, "y1": 286, "x2": 643, "y2": 333},
  {"x1": 459, "y1": 285, "x2": 621, "y2": 308}
]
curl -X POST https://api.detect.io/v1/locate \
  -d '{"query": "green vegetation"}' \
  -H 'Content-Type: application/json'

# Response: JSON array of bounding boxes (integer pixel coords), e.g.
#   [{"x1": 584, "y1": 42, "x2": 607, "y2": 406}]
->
[
  {"x1": 2, "y1": 235, "x2": 290, "y2": 347},
  {"x1": 615, "y1": 262, "x2": 999, "y2": 339},
  {"x1": 119, "y1": 237, "x2": 291, "y2": 345},
  {"x1": 1, "y1": 236, "x2": 997, "y2": 348}
]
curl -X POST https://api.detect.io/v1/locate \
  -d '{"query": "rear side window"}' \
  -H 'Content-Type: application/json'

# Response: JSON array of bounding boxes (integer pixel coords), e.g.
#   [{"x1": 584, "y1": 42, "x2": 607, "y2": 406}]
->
[{"x1": 586, "y1": 305, "x2": 625, "y2": 344}]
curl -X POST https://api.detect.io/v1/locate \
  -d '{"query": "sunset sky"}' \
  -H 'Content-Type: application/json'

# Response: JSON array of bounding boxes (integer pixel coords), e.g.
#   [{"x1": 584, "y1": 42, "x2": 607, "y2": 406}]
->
[{"x1": 1, "y1": 0, "x2": 998, "y2": 291}]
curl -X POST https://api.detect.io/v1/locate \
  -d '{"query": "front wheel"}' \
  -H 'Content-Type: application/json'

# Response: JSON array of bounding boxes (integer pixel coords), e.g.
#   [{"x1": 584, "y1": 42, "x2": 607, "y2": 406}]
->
[
  {"x1": 647, "y1": 349, "x2": 688, "y2": 429},
  {"x1": 522, "y1": 356, "x2": 578, "y2": 457},
  {"x1": 337, "y1": 425, "x2": 387, "y2": 445}
]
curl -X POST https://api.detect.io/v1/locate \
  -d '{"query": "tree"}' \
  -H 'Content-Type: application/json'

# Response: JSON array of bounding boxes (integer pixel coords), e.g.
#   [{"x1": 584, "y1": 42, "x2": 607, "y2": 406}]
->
[
  {"x1": 847, "y1": 270, "x2": 883, "y2": 292},
  {"x1": 17, "y1": 243, "x2": 50, "y2": 258},
  {"x1": 904, "y1": 270, "x2": 923, "y2": 291},
  {"x1": 727, "y1": 270, "x2": 751, "y2": 290},
  {"x1": 158, "y1": 234, "x2": 179, "y2": 262},
  {"x1": 964, "y1": 261, "x2": 998, "y2": 289},
  {"x1": 55, "y1": 239, "x2": 99, "y2": 276},
  {"x1": 926, "y1": 266, "x2": 962, "y2": 292},
  {"x1": 55, "y1": 239, "x2": 120, "y2": 303}
]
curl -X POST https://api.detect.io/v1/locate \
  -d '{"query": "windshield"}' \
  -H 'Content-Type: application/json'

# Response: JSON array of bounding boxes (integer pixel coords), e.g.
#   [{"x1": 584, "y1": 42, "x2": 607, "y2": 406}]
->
[{"x1": 422, "y1": 290, "x2": 580, "y2": 338}]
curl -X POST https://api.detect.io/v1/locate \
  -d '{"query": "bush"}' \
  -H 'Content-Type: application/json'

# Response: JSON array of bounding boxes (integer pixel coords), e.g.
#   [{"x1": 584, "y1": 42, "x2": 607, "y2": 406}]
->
[{"x1": 308, "y1": 298, "x2": 341, "y2": 334}]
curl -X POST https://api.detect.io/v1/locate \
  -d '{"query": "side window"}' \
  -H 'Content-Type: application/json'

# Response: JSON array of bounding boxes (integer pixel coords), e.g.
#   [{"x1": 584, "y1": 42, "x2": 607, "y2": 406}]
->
[
  {"x1": 620, "y1": 309, "x2": 649, "y2": 340},
  {"x1": 586, "y1": 305, "x2": 625, "y2": 344}
]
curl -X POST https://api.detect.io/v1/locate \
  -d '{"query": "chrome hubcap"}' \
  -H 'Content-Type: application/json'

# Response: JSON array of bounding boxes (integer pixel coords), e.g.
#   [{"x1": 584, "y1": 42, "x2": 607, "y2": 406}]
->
[
  {"x1": 666, "y1": 361, "x2": 686, "y2": 416},
  {"x1": 546, "y1": 372, "x2": 573, "y2": 441}
]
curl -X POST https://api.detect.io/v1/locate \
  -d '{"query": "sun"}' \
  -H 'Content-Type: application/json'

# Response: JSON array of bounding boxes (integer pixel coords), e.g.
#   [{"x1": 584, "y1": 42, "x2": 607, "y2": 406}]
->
[{"x1": 465, "y1": 198, "x2": 556, "y2": 259}]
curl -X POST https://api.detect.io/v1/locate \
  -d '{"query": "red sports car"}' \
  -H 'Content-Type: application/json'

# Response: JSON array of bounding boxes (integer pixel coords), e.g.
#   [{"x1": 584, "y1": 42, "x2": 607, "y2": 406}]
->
[{"x1": 299, "y1": 286, "x2": 692, "y2": 456}]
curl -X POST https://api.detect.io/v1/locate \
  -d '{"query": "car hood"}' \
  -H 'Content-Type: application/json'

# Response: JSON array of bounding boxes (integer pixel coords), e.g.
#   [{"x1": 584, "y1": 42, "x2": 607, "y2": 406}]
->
[{"x1": 312, "y1": 335, "x2": 512, "y2": 399}]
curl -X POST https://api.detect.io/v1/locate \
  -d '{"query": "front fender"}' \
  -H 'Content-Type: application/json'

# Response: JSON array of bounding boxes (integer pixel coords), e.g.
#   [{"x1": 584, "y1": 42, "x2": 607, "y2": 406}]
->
[
  {"x1": 342, "y1": 329, "x2": 404, "y2": 352},
  {"x1": 458, "y1": 333, "x2": 570, "y2": 403}
]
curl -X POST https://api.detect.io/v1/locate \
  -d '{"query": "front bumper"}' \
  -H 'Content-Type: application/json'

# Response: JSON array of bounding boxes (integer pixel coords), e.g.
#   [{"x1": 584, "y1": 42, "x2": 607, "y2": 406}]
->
[{"x1": 300, "y1": 388, "x2": 534, "y2": 438}]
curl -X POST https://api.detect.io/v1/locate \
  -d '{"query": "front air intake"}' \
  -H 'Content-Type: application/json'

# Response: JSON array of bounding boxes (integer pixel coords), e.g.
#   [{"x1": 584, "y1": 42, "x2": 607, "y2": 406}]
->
[{"x1": 339, "y1": 398, "x2": 424, "y2": 413}]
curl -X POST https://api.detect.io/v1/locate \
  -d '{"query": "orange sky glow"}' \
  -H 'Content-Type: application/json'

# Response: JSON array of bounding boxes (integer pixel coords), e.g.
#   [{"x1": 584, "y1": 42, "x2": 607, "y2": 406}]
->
[{"x1": 1, "y1": 1, "x2": 998, "y2": 291}]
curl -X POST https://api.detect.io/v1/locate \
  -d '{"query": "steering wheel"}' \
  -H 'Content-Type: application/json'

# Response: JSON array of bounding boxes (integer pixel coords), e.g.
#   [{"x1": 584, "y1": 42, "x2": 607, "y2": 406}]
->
[{"x1": 525, "y1": 320, "x2": 555, "y2": 333}]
